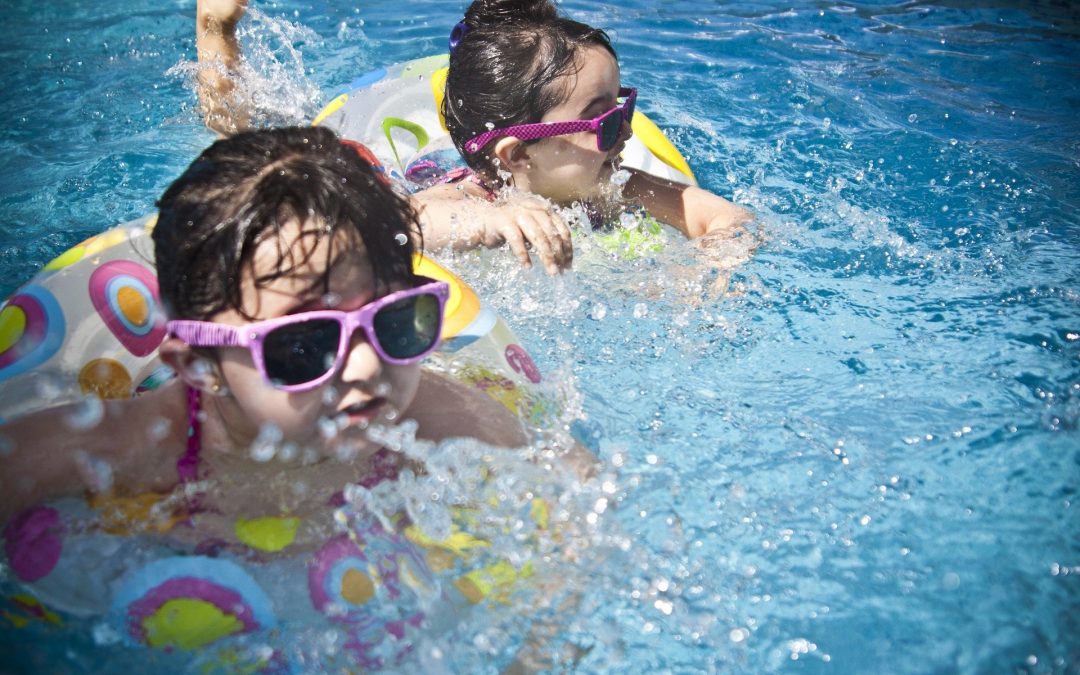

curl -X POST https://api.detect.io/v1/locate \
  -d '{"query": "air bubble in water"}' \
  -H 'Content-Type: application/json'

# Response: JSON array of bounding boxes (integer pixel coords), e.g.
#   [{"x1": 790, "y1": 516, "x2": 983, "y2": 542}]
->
[
  {"x1": 277, "y1": 442, "x2": 299, "y2": 463},
  {"x1": 33, "y1": 373, "x2": 64, "y2": 403},
  {"x1": 322, "y1": 386, "x2": 340, "y2": 407},
  {"x1": 147, "y1": 417, "x2": 171, "y2": 443},
  {"x1": 92, "y1": 622, "x2": 122, "y2": 646},
  {"x1": 907, "y1": 113, "x2": 918, "y2": 123},
  {"x1": 250, "y1": 424, "x2": 284, "y2": 462},
  {"x1": 322, "y1": 292, "x2": 342, "y2": 308},
  {"x1": 74, "y1": 451, "x2": 114, "y2": 492},
  {"x1": 318, "y1": 417, "x2": 338, "y2": 440},
  {"x1": 590, "y1": 303, "x2": 608, "y2": 321},
  {"x1": 633, "y1": 303, "x2": 649, "y2": 319},
  {"x1": 66, "y1": 397, "x2": 105, "y2": 431},
  {"x1": 394, "y1": 232, "x2": 408, "y2": 246}
]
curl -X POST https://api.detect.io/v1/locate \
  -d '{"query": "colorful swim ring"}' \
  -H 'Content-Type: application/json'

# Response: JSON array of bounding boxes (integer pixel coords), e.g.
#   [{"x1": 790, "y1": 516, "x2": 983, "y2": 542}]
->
[
  {"x1": 0, "y1": 217, "x2": 547, "y2": 424},
  {"x1": 312, "y1": 53, "x2": 697, "y2": 188},
  {"x1": 0, "y1": 203, "x2": 555, "y2": 661}
]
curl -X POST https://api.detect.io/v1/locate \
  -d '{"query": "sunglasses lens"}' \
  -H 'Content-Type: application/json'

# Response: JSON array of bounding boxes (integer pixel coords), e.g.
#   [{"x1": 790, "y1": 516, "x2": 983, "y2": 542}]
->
[
  {"x1": 263, "y1": 318, "x2": 341, "y2": 386},
  {"x1": 373, "y1": 293, "x2": 442, "y2": 360},
  {"x1": 599, "y1": 111, "x2": 622, "y2": 151}
]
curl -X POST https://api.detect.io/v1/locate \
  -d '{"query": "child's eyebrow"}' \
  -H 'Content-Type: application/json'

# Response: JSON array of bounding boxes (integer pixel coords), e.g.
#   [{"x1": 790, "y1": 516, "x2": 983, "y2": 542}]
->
[
  {"x1": 283, "y1": 254, "x2": 355, "y2": 313},
  {"x1": 578, "y1": 94, "x2": 613, "y2": 117}
]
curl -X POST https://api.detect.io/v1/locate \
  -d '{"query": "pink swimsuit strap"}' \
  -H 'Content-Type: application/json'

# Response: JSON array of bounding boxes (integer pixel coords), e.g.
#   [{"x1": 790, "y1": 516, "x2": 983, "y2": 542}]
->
[{"x1": 177, "y1": 386, "x2": 202, "y2": 483}]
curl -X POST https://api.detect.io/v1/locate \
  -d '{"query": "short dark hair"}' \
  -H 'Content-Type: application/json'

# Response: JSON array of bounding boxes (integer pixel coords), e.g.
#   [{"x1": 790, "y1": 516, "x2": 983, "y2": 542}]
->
[
  {"x1": 154, "y1": 126, "x2": 418, "y2": 320},
  {"x1": 443, "y1": 0, "x2": 615, "y2": 179}
]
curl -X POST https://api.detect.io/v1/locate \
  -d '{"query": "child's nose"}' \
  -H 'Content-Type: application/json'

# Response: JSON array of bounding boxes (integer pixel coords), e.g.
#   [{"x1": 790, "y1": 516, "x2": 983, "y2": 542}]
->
[{"x1": 338, "y1": 330, "x2": 383, "y2": 383}]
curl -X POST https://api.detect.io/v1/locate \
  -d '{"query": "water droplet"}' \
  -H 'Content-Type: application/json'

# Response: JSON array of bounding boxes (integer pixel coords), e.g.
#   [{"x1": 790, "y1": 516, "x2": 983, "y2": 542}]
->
[
  {"x1": 147, "y1": 417, "x2": 171, "y2": 442},
  {"x1": 610, "y1": 168, "x2": 631, "y2": 186},
  {"x1": 74, "y1": 451, "x2": 114, "y2": 492},
  {"x1": 589, "y1": 303, "x2": 608, "y2": 321},
  {"x1": 907, "y1": 113, "x2": 918, "y2": 123},
  {"x1": 66, "y1": 397, "x2": 105, "y2": 431},
  {"x1": 250, "y1": 424, "x2": 284, "y2": 462},
  {"x1": 318, "y1": 417, "x2": 339, "y2": 440},
  {"x1": 633, "y1": 303, "x2": 649, "y2": 319},
  {"x1": 394, "y1": 232, "x2": 408, "y2": 246},
  {"x1": 92, "y1": 622, "x2": 122, "y2": 646}
]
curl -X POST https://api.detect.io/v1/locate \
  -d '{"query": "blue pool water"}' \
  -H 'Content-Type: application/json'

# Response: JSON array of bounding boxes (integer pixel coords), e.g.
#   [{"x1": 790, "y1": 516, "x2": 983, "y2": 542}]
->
[{"x1": 1, "y1": 1, "x2": 1078, "y2": 673}]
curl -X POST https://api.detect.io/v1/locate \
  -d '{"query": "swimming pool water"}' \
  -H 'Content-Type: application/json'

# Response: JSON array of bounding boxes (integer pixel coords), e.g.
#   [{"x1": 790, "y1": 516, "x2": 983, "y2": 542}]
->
[{"x1": 1, "y1": 1, "x2": 1077, "y2": 672}]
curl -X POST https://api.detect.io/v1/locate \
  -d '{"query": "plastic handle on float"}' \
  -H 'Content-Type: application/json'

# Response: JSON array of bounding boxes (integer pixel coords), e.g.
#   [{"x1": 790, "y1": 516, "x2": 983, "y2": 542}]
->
[
  {"x1": 631, "y1": 111, "x2": 696, "y2": 182},
  {"x1": 382, "y1": 117, "x2": 430, "y2": 169},
  {"x1": 311, "y1": 93, "x2": 350, "y2": 127}
]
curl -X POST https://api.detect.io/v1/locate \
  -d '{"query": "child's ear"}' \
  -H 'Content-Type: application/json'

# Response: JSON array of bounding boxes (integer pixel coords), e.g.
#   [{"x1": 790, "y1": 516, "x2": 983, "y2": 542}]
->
[
  {"x1": 492, "y1": 137, "x2": 531, "y2": 172},
  {"x1": 159, "y1": 338, "x2": 226, "y2": 396}
]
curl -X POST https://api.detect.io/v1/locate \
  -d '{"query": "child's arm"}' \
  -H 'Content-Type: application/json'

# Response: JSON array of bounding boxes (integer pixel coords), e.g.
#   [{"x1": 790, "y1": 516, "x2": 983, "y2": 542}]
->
[
  {"x1": 412, "y1": 183, "x2": 574, "y2": 275},
  {"x1": 623, "y1": 167, "x2": 754, "y2": 240},
  {"x1": 0, "y1": 386, "x2": 186, "y2": 522},
  {"x1": 196, "y1": 0, "x2": 250, "y2": 136},
  {"x1": 410, "y1": 370, "x2": 530, "y2": 448}
]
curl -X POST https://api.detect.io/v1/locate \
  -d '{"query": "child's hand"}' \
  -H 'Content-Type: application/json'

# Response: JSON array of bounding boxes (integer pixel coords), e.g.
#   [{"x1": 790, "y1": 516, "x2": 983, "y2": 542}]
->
[
  {"x1": 196, "y1": 0, "x2": 250, "y2": 135},
  {"x1": 477, "y1": 197, "x2": 573, "y2": 274},
  {"x1": 199, "y1": 0, "x2": 248, "y2": 25}
]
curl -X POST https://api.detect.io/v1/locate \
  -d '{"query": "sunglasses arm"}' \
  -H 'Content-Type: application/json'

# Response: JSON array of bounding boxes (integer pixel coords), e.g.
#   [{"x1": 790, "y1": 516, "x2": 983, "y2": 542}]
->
[{"x1": 167, "y1": 321, "x2": 249, "y2": 349}]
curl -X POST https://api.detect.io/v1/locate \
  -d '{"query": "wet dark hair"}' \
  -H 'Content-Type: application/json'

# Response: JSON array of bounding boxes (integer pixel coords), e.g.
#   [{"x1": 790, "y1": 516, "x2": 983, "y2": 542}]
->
[
  {"x1": 154, "y1": 126, "x2": 418, "y2": 321},
  {"x1": 443, "y1": 0, "x2": 616, "y2": 179}
]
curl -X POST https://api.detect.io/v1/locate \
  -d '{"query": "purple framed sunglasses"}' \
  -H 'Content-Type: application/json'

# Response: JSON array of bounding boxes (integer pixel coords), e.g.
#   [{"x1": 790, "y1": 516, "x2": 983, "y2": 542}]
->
[
  {"x1": 464, "y1": 87, "x2": 637, "y2": 155},
  {"x1": 166, "y1": 277, "x2": 449, "y2": 392}
]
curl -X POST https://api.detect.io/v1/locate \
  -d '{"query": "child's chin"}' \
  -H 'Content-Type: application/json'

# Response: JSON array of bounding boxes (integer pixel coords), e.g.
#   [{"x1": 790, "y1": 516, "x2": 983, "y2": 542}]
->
[{"x1": 326, "y1": 434, "x2": 382, "y2": 463}]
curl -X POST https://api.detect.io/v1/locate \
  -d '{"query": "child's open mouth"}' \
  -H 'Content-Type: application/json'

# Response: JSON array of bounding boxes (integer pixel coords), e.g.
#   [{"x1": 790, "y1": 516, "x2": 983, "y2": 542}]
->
[{"x1": 336, "y1": 397, "x2": 386, "y2": 427}]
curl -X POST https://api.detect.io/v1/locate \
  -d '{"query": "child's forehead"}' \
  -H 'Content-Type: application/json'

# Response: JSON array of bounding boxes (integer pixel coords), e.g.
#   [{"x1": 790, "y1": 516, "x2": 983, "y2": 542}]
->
[
  {"x1": 243, "y1": 220, "x2": 371, "y2": 303},
  {"x1": 559, "y1": 46, "x2": 620, "y2": 96}
]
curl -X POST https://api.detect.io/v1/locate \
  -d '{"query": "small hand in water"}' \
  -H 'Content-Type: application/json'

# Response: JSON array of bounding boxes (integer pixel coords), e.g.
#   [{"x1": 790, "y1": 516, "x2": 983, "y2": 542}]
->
[
  {"x1": 692, "y1": 224, "x2": 762, "y2": 297},
  {"x1": 478, "y1": 196, "x2": 574, "y2": 274}
]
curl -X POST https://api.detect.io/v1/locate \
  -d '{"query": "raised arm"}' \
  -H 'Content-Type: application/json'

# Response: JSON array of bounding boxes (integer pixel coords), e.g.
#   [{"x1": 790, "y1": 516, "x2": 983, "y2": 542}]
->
[
  {"x1": 196, "y1": 0, "x2": 250, "y2": 136},
  {"x1": 623, "y1": 167, "x2": 754, "y2": 240}
]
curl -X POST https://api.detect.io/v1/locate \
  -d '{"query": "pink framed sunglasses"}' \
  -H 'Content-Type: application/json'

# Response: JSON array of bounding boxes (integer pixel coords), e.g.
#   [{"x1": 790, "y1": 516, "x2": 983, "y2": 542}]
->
[
  {"x1": 166, "y1": 278, "x2": 449, "y2": 392},
  {"x1": 464, "y1": 87, "x2": 637, "y2": 155}
]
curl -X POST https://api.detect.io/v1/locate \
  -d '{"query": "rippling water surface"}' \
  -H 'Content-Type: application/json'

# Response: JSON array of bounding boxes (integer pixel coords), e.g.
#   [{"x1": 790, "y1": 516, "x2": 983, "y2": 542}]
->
[{"x1": 1, "y1": 1, "x2": 1077, "y2": 672}]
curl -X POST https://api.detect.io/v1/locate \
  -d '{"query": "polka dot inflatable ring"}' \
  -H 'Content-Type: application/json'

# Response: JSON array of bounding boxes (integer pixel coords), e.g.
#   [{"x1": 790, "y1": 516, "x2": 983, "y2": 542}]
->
[{"x1": 88, "y1": 260, "x2": 165, "y2": 357}]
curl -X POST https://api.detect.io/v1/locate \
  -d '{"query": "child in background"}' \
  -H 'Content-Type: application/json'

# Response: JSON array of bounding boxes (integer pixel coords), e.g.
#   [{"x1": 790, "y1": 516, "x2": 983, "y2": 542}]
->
[
  {"x1": 419, "y1": 0, "x2": 754, "y2": 255},
  {"x1": 196, "y1": 0, "x2": 755, "y2": 275},
  {"x1": 196, "y1": 0, "x2": 575, "y2": 274}
]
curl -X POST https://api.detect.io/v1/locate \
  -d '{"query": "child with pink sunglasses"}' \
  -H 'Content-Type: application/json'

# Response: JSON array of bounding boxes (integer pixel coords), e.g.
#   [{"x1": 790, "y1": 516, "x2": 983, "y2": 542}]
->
[
  {"x1": 195, "y1": 0, "x2": 753, "y2": 275},
  {"x1": 416, "y1": 0, "x2": 755, "y2": 267},
  {"x1": 0, "y1": 126, "x2": 530, "y2": 525}
]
